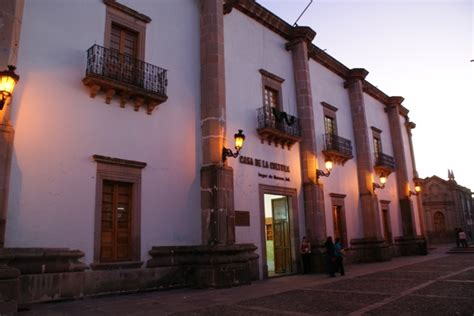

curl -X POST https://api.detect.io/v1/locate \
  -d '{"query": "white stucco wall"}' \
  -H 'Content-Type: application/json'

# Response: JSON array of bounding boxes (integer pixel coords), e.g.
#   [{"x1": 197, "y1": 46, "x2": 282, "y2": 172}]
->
[
  {"x1": 364, "y1": 94, "x2": 402, "y2": 238},
  {"x1": 224, "y1": 10, "x2": 304, "y2": 272},
  {"x1": 309, "y1": 61, "x2": 362, "y2": 243},
  {"x1": 6, "y1": 0, "x2": 201, "y2": 264}
]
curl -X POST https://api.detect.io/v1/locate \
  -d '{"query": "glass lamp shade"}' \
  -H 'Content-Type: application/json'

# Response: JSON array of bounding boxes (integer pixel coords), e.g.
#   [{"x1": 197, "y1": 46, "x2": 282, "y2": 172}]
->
[
  {"x1": 0, "y1": 75, "x2": 16, "y2": 97},
  {"x1": 0, "y1": 65, "x2": 19, "y2": 109},
  {"x1": 325, "y1": 160, "x2": 333, "y2": 171},
  {"x1": 380, "y1": 175, "x2": 387, "y2": 185},
  {"x1": 415, "y1": 185, "x2": 421, "y2": 193},
  {"x1": 234, "y1": 129, "x2": 245, "y2": 150}
]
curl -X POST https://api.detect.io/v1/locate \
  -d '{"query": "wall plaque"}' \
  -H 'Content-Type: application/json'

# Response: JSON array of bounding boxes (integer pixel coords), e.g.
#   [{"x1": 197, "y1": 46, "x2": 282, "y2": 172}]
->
[{"x1": 235, "y1": 210, "x2": 250, "y2": 226}]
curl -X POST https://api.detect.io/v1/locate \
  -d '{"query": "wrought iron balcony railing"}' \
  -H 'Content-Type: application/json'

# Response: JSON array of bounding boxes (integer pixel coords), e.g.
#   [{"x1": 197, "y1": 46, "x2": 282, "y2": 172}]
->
[
  {"x1": 256, "y1": 105, "x2": 301, "y2": 149},
  {"x1": 85, "y1": 44, "x2": 167, "y2": 95},
  {"x1": 374, "y1": 152, "x2": 396, "y2": 170},
  {"x1": 323, "y1": 133, "x2": 353, "y2": 157},
  {"x1": 257, "y1": 105, "x2": 301, "y2": 137}
]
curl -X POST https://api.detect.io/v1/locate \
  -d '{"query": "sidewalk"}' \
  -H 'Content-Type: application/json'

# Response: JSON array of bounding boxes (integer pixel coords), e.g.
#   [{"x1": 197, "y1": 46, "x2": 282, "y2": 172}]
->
[{"x1": 22, "y1": 244, "x2": 474, "y2": 315}]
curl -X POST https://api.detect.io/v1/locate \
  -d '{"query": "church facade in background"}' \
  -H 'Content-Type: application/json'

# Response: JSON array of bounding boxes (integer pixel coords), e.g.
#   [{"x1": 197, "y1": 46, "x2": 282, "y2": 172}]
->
[
  {"x1": 421, "y1": 171, "x2": 474, "y2": 244},
  {"x1": 0, "y1": 0, "x2": 427, "y2": 310}
]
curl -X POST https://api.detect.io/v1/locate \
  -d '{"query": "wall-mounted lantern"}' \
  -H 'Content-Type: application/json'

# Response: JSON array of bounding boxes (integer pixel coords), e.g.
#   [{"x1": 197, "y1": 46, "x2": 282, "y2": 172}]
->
[
  {"x1": 373, "y1": 174, "x2": 387, "y2": 192},
  {"x1": 409, "y1": 184, "x2": 421, "y2": 196},
  {"x1": 222, "y1": 129, "x2": 245, "y2": 162},
  {"x1": 0, "y1": 65, "x2": 20, "y2": 111},
  {"x1": 316, "y1": 159, "x2": 333, "y2": 181}
]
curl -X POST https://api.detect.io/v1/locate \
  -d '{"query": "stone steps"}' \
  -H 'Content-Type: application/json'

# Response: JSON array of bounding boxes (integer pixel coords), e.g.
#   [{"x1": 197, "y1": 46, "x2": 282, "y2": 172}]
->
[{"x1": 446, "y1": 245, "x2": 474, "y2": 254}]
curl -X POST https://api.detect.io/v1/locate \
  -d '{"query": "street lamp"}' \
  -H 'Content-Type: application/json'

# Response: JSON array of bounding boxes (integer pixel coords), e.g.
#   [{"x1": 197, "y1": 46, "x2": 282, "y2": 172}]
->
[
  {"x1": 0, "y1": 65, "x2": 20, "y2": 111},
  {"x1": 373, "y1": 174, "x2": 387, "y2": 192},
  {"x1": 222, "y1": 129, "x2": 245, "y2": 162},
  {"x1": 316, "y1": 159, "x2": 333, "y2": 181}
]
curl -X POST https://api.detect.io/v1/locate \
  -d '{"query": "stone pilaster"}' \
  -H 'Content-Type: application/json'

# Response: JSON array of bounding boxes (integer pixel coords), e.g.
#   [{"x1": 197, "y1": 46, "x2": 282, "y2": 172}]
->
[
  {"x1": 346, "y1": 69, "x2": 383, "y2": 240},
  {"x1": 387, "y1": 97, "x2": 416, "y2": 237},
  {"x1": 286, "y1": 27, "x2": 326, "y2": 244},
  {"x1": 0, "y1": 0, "x2": 24, "y2": 247},
  {"x1": 406, "y1": 120, "x2": 426, "y2": 236},
  {"x1": 200, "y1": 0, "x2": 234, "y2": 245}
]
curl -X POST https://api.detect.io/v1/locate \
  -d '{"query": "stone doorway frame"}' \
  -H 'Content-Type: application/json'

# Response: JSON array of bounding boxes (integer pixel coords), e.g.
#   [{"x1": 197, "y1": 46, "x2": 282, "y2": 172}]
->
[{"x1": 259, "y1": 184, "x2": 300, "y2": 278}]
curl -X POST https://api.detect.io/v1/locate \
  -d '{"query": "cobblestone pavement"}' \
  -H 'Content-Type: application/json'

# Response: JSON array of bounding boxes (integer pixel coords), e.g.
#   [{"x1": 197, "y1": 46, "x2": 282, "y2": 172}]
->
[{"x1": 21, "y1": 246, "x2": 474, "y2": 315}]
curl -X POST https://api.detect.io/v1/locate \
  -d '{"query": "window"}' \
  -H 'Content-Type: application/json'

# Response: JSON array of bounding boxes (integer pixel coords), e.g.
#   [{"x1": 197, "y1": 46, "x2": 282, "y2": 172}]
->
[
  {"x1": 371, "y1": 127, "x2": 383, "y2": 159},
  {"x1": 324, "y1": 116, "x2": 337, "y2": 135},
  {"x1": 93, "y1": 154, "x2": 146, "y2": 267},
  {"x1": 260, "y1": 69, "x2": 284, "y2": 111},
  {"x1": 264, "y1": 87, "x2": 279, "y2": 109},
  {"x1": 322, "y1": 102, "x2": 338, "y2": 135}
]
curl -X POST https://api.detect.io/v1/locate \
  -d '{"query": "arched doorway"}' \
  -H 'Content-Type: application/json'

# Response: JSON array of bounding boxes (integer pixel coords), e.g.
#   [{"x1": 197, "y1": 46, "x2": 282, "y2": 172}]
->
[{"x1": 433, "y1": 211, "x2": 446, "y2": 233}]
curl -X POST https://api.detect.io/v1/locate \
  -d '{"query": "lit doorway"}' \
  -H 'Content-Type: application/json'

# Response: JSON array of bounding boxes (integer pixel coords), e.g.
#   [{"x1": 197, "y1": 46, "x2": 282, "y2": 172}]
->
[{"x1": 264, "y1": 194, "x2": 292, "y2": 277}]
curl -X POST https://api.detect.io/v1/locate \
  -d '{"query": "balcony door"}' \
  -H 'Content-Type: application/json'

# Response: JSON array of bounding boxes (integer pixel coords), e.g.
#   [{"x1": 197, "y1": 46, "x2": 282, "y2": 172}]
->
[{"x1": 106, "y1": 24, "x2": 140, "y2": 85}]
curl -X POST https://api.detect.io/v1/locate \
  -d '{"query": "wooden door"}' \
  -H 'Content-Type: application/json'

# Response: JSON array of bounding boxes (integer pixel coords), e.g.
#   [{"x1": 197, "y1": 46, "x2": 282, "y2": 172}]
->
[
  {"x1": 333, "y1": 205, "x2": 347, "y2": 246},
  {"x1": 100, "y1": 181, "x2": 133, "y2": 262},
  {"x1": 272, "y1": 197, "x2": 291, "y2": 274},
  {"x1": 382, "y1": 209, "x2": 393, "y2": 243},
  {"x1": 107, "y1": 23, "x2": 139, "y2": 84}
]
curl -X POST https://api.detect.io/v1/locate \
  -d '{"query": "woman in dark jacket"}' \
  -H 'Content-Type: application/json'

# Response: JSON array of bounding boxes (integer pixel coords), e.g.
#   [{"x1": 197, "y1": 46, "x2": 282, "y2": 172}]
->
[
  {"x1": 334, "y1": 237, "x2": 345, "y2": 276},
  {"x1": 324, "y1": 236, "x2": 336, "y2": 277}
]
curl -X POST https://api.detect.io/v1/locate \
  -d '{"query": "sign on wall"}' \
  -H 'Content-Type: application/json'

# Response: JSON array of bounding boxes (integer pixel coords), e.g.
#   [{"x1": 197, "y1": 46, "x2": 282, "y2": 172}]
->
[{"x1": 239, "y1": 156, "x2": 291, "y2": 182}]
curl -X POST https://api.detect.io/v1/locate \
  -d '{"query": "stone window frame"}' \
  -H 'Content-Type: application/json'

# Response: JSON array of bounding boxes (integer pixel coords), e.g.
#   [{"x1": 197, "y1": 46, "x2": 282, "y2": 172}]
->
[
  {"x1": 321, "y1": 102, "x2": 339, "y2": 135},
  {"x1": 329, "y1": 193, "x2": 348, "y2": 248},
  {"x1": 380, "y1": 200, "x2": 393, "y2": 244},
  {"x1": 103, "y1": 0, "x2": 151, "y2": 61},
  {"x1": 259, "y1": 69, "x2": 285, "y2": 111},
  {"x1": 92, "y1": 154, "x2": 146, "y2": 269},
  {"x1": 258, "y1": 184, "x2": 299, "y2": 279}
]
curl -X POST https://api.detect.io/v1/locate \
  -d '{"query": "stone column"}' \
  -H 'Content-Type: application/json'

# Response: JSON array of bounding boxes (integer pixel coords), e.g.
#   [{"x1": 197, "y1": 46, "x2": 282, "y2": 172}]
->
[
  {"x1": 200, "y1": 0, "x2": 235, "y2": 245},
  {"x1": 286, "y1": 27, "x2": 326, "y2": 244},
  {"x1": 406, "y1": 120, "x2": 426, "y2": 236},
  {"x1": 345, "y1": 69, "x2": 388, "y2": 262},
  {"x1": 386, "y1": 97, "x2": 416, "y2": 237},
  {"x1": 387, "y1": 97, "x2": 427, "y2": 255},
  {"x1": 0, "y1": 0, "x2": 24, "y2": 247}
]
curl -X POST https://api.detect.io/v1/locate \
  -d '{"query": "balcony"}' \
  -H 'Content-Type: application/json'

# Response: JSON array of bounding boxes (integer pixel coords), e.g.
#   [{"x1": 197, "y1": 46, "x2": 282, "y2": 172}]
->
[
  {"x1": 322, "y1": 133, "x2": 353, "y2": 165},
  {"x1": 374, "y1": 152, "x2": 396, "y2": 176},
  {"x1": 82, "y1": 44, "x2": 168, "y2": 115},
  {"x1": 256, "y1": 105, "x2": 301, "y2": 149}
]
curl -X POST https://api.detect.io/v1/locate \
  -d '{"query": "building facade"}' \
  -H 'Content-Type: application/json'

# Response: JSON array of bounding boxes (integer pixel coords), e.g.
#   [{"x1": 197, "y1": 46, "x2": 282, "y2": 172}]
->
[
  {"x1": 421, "y1": 172, "x2": 474, "y2": 243},
  {"x1": 0, "y1": 0, "x2": 426, "y2": 307}
]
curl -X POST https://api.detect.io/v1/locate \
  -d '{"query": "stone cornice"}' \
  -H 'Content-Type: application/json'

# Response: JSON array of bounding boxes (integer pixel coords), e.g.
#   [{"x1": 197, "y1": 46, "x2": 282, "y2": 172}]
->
[
  {"x1": 361, "y1": 80, "x2": 389, "y2": 105},
  {"x1": 93, "y1": 154, "x2": 147, "y2": 169},
  {"x1": 229, "y1": 0, "x2": 293, "y2": 40},
  {"x1": 309, "y1": 46, "x2": 349, "y2": 78},
  {"x1": 103, "y1": 0, "x2": 151, "y2": 23}
]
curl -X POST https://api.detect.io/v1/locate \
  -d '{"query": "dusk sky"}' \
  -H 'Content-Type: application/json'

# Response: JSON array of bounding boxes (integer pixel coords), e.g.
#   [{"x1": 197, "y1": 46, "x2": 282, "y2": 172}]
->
[{"x1": 258, "y1": 0, "x2": 474, "y2": 191}]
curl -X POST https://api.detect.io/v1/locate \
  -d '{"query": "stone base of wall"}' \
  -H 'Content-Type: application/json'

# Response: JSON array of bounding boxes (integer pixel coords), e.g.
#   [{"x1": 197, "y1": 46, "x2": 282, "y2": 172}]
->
[
  {"x1": 19, "y1": 266, "x2": 187, "y2": 305},
  {"x1": 147, "y1": 243, "x2": 259, "y2": 288},
  {"x1": 0, "y1": 264, "x2": 19, "y2": 315},
  {"x1": 0, "y1": 245, "x2": 258, "y2": 308},
  {"x1": 348, "y1": 238, "x2": 392, "y2": 263},
  {"x1": 0, "y1": 248, "x2": 87, "y2": 274},
  {"x1": 394, "y1": 236, "x2": 427, "y2": 256}
]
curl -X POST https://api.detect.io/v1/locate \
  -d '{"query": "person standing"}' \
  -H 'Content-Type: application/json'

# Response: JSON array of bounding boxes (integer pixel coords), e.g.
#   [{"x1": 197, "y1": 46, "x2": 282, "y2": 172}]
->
[
  {"x1": 459, "y1": 229, "x2": 468, "y2": 248},
  {"x1": 334, "y1": 237, "x2": 345, "y2": 276},
  {"x1": 324, "y1": 236, "x2": 336, "y2": 277},
  {"x1": 455, "y1": 228, "x2": 461, "y2": 248},
  {"x1": 300, "y1": 236, "x2": 311, "y2": 274}
]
